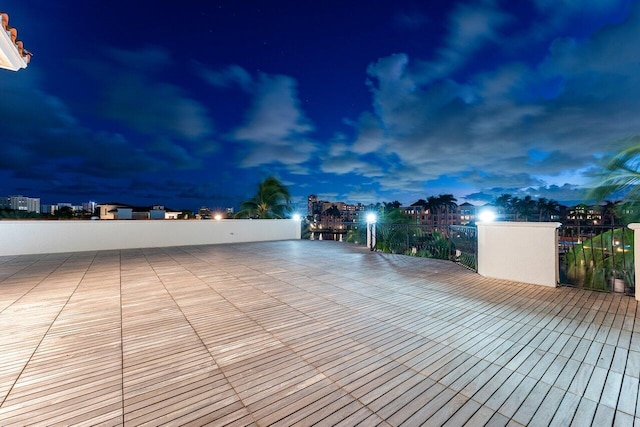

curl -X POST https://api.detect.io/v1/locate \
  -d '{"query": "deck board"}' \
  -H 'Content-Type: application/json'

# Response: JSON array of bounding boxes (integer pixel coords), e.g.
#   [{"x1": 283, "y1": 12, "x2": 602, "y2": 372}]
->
[{"x1": 1, "y1": 240, "x2": 639, "y2": 425}]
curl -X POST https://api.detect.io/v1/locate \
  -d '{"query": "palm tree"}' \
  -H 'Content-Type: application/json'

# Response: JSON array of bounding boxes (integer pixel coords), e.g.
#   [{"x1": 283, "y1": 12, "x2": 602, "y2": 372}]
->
[
  {"x1": 426, "y1": 196, "x2": 440, "y2": 226},
  {"x1": 600, "y1": 200, "x2": 620, "y2": 225},
  {"x1": 589, "y1": 138, "x2": 640, "y2": 224},
  {"x1": 537, "y1": 198, "x2": 560, "y2": 221},
  {"x1": 514, "y1": 196, "x2": 536, "y2": 221},
  {"x1": 495, "y1": 194, "x2": 514, "y2": 218},
  {"x1": 437, "y1": 194, "x2": 458, "y2": 226},
  {"x1": 235, "y1": 176, "x2": 292, "y2": 219},
  {"x1": 589, "y1": 138, "x2": 640, "y2": 203}
]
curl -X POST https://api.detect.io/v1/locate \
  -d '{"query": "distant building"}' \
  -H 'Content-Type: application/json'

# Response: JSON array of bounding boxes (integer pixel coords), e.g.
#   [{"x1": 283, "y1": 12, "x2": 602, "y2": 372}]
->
[
  {"x1": 198, "y1": 207, "x2": 212, "y2": 219},
  {"x1": 566, "y1": 204, "x2": 603, "y2": 226},
  {"x1": 307, "y1": 195, "x2": 366, "y2": 239},
  {"x1": 149, "y1": 205, "x2": 167, "y2": 220},
  {"x1": 40, "y1": 205, "x2": 54, "y2": 215},
  {"x1": 457, "y1": 202, "x2": 477, "y2": 225},
  {"x1": 1, "y1": 195, "x2": 40, "y2": 213},
  {"x1": 82, "y1": 201, "x2": 97, "y2": 214},
  {"x1": 97, "y1": 203, "x2": 179, "y2": 220},
  {"x1": 402, "y1": 201, "x2": 430, "y2": 224}
]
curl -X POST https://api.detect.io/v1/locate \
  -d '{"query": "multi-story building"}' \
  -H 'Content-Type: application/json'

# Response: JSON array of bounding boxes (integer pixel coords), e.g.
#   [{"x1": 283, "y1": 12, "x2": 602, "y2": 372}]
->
[
  {"x1": 83, "y1": 201, "x2": 97, "y2": 214},
  {"x1": 566, "y1": 204, "x2": 603, "y2": 226},
  {"x1": 402, "y1": 201, "x2": 475, "y2": 226},
  {"x1": 1, "y1": 195, "x2": 40, "y2": 213},
  {"x1": 307, "y1": 195, "x2": 366, "y2": 238},
  {"x1": 457, "y1": 202, "x2": 477, "y2": 225},
  {"x1": 403, "y1": 202, "x2": 430, "y2": 224}
]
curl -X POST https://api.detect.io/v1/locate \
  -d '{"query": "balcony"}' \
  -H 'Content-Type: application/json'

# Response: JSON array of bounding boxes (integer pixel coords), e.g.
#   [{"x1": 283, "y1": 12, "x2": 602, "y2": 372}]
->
[{"x1": 1, "y1": 233, "x2": 639, "y2": 425}]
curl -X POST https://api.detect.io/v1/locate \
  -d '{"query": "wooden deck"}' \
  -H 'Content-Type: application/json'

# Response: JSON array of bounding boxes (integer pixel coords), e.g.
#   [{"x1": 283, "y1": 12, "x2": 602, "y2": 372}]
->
[{"x1": 0, "y1": 240, "x2": 638, "y2": 426}]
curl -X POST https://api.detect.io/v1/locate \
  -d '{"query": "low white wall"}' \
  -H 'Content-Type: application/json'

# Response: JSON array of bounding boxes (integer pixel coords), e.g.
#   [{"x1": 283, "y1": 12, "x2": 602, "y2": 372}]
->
[
  {"x1": 477, "y1": 221, "x2": 561, "y2": 287},
  {"x1": 0, "y1": 220, "x2": 302, "y2": 256},
  {"x1": 628, "y1": 223, "x2": 640, "y2": 302}
]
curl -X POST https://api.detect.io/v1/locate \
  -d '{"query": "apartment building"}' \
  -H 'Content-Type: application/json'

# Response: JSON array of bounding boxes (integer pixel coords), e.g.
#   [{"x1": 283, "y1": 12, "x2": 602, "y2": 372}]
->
[{"x1": 0, "y1": 195, "x2": 40, "y2": 213}]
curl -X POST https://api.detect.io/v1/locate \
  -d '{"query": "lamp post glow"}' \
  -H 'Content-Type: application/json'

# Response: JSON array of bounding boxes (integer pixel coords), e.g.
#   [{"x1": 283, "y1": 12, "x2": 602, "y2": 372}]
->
[
  {"x1": 478, "y1": 209, "x2": 496, "y2": 223},
  {"x1": 366, "y1": 213, "x2": 377, "y2": 251},
  {"x1": 292, "y1": 214, "x2": 302, "y2": 239}
]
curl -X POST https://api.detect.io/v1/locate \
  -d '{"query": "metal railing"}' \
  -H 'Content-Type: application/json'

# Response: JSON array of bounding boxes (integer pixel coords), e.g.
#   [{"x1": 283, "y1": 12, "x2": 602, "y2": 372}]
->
[
  {"x1": 365, "y1": 223, "x2": 477, "y2": 271},
  {"x1": 559, "y1": 225, "x2": 635, "y2": 295}
]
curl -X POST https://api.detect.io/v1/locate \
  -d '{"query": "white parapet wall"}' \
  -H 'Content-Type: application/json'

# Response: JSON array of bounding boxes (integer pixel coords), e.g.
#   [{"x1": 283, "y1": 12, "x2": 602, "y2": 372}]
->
[
  {"x1": 477, "y1": 221, "x2": 562, "y2": 287},
  {"x1": 628, "y1": 223, "x2": 640, "y2": 302},
  {"x1": 0, "y1": 219, "x2": 302, "y2": 256}
]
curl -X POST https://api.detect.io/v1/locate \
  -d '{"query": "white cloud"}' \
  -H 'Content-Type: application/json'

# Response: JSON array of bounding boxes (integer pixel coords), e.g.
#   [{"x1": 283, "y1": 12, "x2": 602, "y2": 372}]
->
[
  {"x1": 393, "y1": 11, "x2": 428, "y2": 31},
  {"x1": 351, "y1": 112, "x2": 386, "y2": 154},
  {"x1": 102, "y1": 74, "x2": 213, "y2": 141},
  {"x1": 326, "y1": 1, "x2": 640, "y2": 201},
  {"x1": 232, "y1": 73, "x2": 316, "y2": 169},
  {"x1": 107, "y1": 45, "x2": 171, "y2": 70},
  {"x1": 197, "y1": 64, "x2": 253, "y2": 92},
  {"x1": 417, "y1": 0, "x2": 513, "y2": 83}
]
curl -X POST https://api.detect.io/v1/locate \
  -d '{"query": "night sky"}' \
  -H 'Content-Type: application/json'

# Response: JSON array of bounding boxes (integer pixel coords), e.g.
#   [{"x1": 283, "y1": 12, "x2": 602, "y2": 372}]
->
[{"x1": 1, "y1": 1, "x2": 639, "y2": 212}]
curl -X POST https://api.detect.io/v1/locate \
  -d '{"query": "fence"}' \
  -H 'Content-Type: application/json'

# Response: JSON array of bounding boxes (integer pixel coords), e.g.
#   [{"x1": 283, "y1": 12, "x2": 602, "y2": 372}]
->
[
  {"x1": 559, "y1": 225, "x2": 635, "y2": 295},
  {"x1": 365, "y1": 223, "x2": 477, "y2": 271}
]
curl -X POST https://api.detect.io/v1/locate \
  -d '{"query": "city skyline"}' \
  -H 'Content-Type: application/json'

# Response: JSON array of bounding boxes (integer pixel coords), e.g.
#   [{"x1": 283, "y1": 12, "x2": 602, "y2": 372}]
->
[{"x1": 1, "y1": 1, "x2": 639, "y2": 211}]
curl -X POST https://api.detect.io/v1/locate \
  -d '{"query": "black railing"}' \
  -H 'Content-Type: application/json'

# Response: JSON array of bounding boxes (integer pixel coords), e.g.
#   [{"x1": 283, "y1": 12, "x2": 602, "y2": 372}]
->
[
  {"x1": 366, "y1": 223, "x2": 477, "y2": 271},
  {"x1": 559, "y1": 225, "x2": 635, "y2": 295}
]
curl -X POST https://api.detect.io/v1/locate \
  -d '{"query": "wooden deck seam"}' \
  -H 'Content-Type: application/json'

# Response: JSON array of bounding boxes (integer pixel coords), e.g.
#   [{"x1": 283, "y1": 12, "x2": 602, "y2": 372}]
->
[{"x1": 0, "y1": 252, "x2": 99, "y2": 409}]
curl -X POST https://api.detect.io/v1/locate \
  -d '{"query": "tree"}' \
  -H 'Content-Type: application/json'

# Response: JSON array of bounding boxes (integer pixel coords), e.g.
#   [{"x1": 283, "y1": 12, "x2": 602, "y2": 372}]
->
[
  {"x1": 0, "y1": 208, "x2": 40, "y2": 219},
  {"x1": 513, "y1": 196, "x2": 536, "y2": 221},
  {"x1": 590, "y1": 138, "x2": 640, "y2": 203},
  {"x1": 383, "y1": 200, "x2": 402, "y2": 211},
  {"x1": 379, "y1": 207, "x2": 411, "y2": 224},
  {"x1": 537, "y1": 198, "x2": 560, "y2": 221},
  {"x1": 425, "y1": 194, "x2": 457, "y2": 226},
  {"x1": 495, "y1": 194, "x2": 513, "y2": 208},
  {"x1": 589, "y1": 138, "x2": 640, "y2": 224},
  {"x1": 54, "y1": 206, "x2": 74, "y2": 219},
  {"x1": 181, "y1": 209, "x2": 195, "y2": 219},
  {"x1": 600, "y1": 200, "x2": 620, "y2": 225},
  {"x1": 235, "y1": 176, "x2": 292, "y2": 219},
  {"x1": 437, "y1": 194, "x2": 458, "y2": 226},
  {"x1": 426, "y1": 196, "x2": 440, "y2": 225},
  {"x1": 324, "y1": 205, "x2": 341, "y2": 217}
]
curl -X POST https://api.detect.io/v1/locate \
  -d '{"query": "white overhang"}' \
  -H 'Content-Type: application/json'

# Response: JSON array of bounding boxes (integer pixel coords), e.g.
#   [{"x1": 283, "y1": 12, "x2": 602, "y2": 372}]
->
[{"x1": 0, "y1": 12, "x2": 30, "y2": 71}]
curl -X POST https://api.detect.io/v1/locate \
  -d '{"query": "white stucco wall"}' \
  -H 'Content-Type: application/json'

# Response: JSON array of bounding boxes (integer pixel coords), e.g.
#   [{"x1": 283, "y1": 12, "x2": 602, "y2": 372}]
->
[
  {"x1": 0, "y1": 219, "x2": 302, "y2": 256},
  {"x1": 628, "y1": 223, "x2": 640, "y2": 301},
  {"x1": 477, "y1": 221, "x2": 561, "y2": 287}
]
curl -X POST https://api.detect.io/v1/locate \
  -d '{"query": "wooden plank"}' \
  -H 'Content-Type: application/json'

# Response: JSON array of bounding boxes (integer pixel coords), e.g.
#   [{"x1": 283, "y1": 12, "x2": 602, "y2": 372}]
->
[{"x1": 0, "y1": 241, "x2": 638, "y2": 426}]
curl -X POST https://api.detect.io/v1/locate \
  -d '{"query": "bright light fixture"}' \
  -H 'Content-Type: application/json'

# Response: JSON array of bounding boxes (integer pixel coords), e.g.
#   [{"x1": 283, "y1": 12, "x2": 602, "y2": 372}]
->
[
  {"x1": 214, "y1": 214, "x2": 222, "y2": 221},
  {"x1": 478, "y1": 209, "x2": 496, "y2": 222},
  {"x1": 366, "y1": 213, "x2": 377, "y2": 224},
  {"x1": 292, "y1": 214, "x2": 301, "y2": 221}
]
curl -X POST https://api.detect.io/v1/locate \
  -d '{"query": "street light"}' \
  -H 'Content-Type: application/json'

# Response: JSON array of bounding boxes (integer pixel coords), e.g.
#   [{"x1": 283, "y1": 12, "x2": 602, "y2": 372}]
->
[{"x1": 366, "y1": 213, "x2": 377, "y2": 251}]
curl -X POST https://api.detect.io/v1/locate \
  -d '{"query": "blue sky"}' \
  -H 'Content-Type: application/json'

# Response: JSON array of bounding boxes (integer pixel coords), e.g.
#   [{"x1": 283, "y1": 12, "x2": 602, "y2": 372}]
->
[{"x1": 1, "y1": 0, "x2": 639, "y2": 211}]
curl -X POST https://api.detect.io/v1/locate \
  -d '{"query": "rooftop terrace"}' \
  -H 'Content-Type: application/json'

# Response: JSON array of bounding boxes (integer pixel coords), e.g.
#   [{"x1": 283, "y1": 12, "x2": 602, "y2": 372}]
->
[{"x1": 0, "y1": 240, "x2": 638, "y2": 426}]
